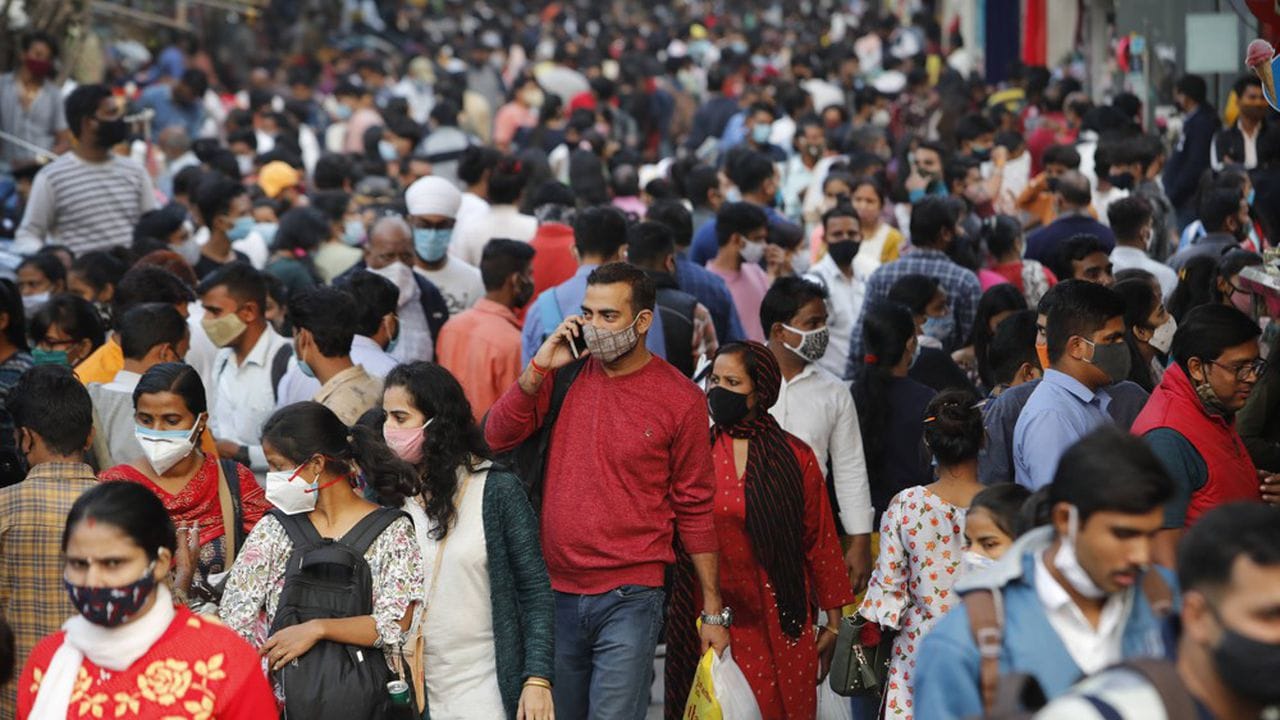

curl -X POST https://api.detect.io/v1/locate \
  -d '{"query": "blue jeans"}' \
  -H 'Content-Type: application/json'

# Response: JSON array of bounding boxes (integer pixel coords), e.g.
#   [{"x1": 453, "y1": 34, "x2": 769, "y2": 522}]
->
[{"x1": 554, "y1": 585, "x2": 665, "y2": 720}]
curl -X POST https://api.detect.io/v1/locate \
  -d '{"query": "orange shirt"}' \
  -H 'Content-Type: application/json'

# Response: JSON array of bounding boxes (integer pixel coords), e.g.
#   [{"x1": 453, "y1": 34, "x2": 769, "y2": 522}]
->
[
  {"x1": 75, "y1": 337, "x2": 123, "y2": 386},
  {"x1": 436, "y1": 299, "x2": 523, "y2": 420}
]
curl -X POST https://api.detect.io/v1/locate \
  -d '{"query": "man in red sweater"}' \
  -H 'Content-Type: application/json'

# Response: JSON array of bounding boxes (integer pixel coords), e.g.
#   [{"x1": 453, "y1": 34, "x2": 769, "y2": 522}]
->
[{"x1": 486, "y1": 262, "x2": 726, "y2": 720}]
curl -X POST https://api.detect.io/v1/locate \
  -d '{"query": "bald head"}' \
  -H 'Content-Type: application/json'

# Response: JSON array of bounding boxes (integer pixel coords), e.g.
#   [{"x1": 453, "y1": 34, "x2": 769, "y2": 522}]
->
[
  {"x1": 157, "y1": 126, "x2": 190, "y2": 158},
  {"x1": 1057, "y1": 170, "x2": 1092, "y2": 209},
  {"x1": 364, "y1": 216, "x2": 415, "y2": 269}
]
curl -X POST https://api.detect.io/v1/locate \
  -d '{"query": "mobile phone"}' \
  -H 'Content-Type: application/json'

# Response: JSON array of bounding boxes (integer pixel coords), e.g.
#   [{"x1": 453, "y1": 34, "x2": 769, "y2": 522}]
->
[{"x1": 569, "y1": 321, "x2": 589, "y2": 359}]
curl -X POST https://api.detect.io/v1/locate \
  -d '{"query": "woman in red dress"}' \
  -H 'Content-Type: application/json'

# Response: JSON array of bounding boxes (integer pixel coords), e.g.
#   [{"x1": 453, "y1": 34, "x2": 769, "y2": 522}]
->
[
  {"x1": 666, "y1": 341, "x2": 854, "y2": 719},
  {"x1": 97, "y1": 364, "x2": 269, "y2": 609},
  {"x1": 17, "y1": 481, "x2": 276, "y2": 719}
]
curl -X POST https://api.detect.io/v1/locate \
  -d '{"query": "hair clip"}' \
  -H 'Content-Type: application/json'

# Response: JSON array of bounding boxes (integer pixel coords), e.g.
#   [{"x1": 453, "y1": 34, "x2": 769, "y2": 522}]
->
[
  {"x1": 863, "y1": 354, "x2": 879, "y2": 364},
  {"x1": 923, "y1": 415, "x2": 937, "y2": 423}
]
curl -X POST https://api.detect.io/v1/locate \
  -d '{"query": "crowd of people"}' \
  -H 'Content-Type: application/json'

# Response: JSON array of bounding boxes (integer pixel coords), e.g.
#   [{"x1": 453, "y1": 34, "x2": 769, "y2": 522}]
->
[{"x1": 0, "y1": 2, "x2": 1279, "y2": 719}]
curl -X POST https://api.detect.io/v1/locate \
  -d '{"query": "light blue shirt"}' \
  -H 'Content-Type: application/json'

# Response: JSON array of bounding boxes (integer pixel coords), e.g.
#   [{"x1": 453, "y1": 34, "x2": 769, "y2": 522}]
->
[
  {"x1": 1012, "y1": 370, "x2": 1114, "y2": 489},
  {"x1": 520, "y1": 265, "x2": 667, "y2": 365}
]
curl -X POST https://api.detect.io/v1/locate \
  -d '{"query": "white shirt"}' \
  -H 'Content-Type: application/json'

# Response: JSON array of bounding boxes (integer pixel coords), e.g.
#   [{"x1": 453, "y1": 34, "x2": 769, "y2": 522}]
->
[
  {"x1": 451, "y1": 204, "x2": 538, "y2": 267},
  {"x1": 210, "y1": 327, "x2": 291, "y2": 471},
  {"x1": 1034, "y1": 549, "x2": 1132, "y2": 675},
  {"x1": 1110, "y1": 245, "x2": 1178, "y2": 300},
  {"x1": 806, "y1": 255, "x2": 865, "y2": 379},
  {"x1": 276, "y1": 335, "x2": 400, "y2": 407},
  {"x1": 1092, "y1": 186, "x2": 1129, "y2": 227},
  {"x1": 769, "y1": 361, "x2": 873, "y2": 535},
  {"x1": 184, "y1": 305, "x2": 219, "y2": 414},
  {"x1": 416, "y1": 259, "x2": 484, "y2": 316}
]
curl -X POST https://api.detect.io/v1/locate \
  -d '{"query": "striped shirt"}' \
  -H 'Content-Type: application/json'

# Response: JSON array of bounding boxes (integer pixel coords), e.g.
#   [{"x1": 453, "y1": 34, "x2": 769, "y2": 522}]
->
[
  {"x1": 0, "y1": 462, "x2": 98, "y2": 717},
  {"x1": 15, "y1": 151, "x2": 155, "y2": 254}
]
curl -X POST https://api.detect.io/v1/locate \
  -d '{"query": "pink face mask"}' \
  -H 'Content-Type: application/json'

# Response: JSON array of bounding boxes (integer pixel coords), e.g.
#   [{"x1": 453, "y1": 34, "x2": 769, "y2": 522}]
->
[{"x1": 384, "y1": 417, "x2": 432, "y2": 464}]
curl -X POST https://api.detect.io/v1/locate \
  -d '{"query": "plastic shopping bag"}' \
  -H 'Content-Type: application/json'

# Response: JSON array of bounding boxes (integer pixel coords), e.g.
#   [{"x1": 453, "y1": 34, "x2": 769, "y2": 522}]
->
[
  {"x1": 683, "y1": 648, "x2": 763, "y2": 720},
  {"x1": 817, "y1": 681, "x2": 854, "y2": 720}
]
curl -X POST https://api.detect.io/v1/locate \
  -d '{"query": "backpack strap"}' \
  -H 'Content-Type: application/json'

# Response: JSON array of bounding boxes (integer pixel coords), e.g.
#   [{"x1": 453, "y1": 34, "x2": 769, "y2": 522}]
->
[
  {"x1": 341, "y1": 507, "x2": 408, "y2": 556},
  {"x1": 1111, "y1": 658, "x2": 1197, "y2": 720},
  {"x1": 964, "y1": 588, "x2": 1005, "y2": 716},
  {"x1": 545, "y1": 357, "x2": 587, "y2": 430},
  {"x1": 271, "y1": 344, "x2": 294, "y2": 404},
  {"x1": 218, "y1": 459, "x2": 247, "y2": 556},
  {"x1": 1141, "y1": 569, "x2": 1174, "y2": 617},
  {"x1": 271, "y1": 508, "x2": 324, "y2": 551}
]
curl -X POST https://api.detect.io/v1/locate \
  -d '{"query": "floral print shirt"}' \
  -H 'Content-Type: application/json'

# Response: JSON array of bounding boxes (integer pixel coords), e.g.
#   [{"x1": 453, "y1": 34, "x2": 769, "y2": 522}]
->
[
  {"x1": 859, "y1": 485, "x2": 966, "y2": 719},
  {"x1": 219, "y1": 512, "x2": 425, "y2": 652}
]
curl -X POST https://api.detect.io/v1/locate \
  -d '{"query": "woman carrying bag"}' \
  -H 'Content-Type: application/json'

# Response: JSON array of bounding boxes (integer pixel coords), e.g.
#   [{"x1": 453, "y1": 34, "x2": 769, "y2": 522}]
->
[{"x1": 379, "y1": 362, "x2": 555, "y2": 720}]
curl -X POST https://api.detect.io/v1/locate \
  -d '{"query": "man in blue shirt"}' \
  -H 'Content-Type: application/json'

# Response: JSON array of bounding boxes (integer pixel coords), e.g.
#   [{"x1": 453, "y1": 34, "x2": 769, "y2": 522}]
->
[
  {"x1": 647, "y1": 200, "x2": 745, "y2": 344},
  {"x1": 138, "y1": 69, "x2": 208, "y2": 139},
  {"x1": 916, "y1": 428, "x2": 1176, "y2": 719},
  {"x1": 1024, "y1": 170, "x2": 1116, "y2": 263},
  {"x1": 1013, "y1": 280, "x2": 1129, "y2": 489},
  {"x1": 688, "y1": 151, "x2": 797, "y2": 265},
  {"x1": 522, "y1": 206, "x2": 667, "y2": 364}
]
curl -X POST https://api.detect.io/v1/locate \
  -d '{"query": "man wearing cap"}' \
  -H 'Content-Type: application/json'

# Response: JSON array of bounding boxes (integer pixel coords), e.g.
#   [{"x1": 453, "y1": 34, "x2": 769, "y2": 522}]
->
[
  {"x1": 405, "y1": 176, "x2": 485, "y2": 316},
  {"x1": 258, "y1": 160, "x2": 304, "y2": 210}
]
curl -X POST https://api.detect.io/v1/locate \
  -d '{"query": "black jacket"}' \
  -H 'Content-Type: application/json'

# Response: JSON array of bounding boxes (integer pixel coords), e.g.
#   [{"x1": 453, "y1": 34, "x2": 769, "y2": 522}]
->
[{"x1": 1163, "y1": 105, "x2": 1222, "y2": 210}]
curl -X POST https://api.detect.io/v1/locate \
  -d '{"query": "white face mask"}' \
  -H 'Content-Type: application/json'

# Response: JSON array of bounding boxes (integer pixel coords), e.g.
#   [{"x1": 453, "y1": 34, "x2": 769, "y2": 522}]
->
[
  {"x1": 369, "y1": 261, "x2": 419, "y2": 308},
  {"x1": 265, "y1": 462, "x2": 320, "y2": 515},
  {"x1": 740, "y1": 239, "x2": 766, "y2": 265},
  {"x1": 134, "y1": 420, "x2": 201, "y2": 475},
  {"x1": 173, "y1": 235, "x2": 202, "y2": 266},
  {"x1": 1148, "y1": 316, "x2": 1177, "y2": 355},
  {"x1": 1052, "y1": 505, "x2": 1108, "y2": 599},
  {"x1": 962, "y1": 550, "x2": 996, "y2": 574},
  {"x1": 22, "y1": 292, "x2": 49, "y2": 313}
]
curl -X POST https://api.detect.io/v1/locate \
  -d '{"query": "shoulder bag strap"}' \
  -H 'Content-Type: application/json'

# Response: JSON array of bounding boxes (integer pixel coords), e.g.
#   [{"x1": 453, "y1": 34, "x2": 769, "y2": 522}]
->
[
  {"x1": 1115, "y1": 658, "x2": 1198, "y2": 720},
  {"x1": 214, "y1": 458, "x2": 239, "y2": 561},
  {"x1": 964, "y1": 588, "x2": 1004, "y2": 716}
]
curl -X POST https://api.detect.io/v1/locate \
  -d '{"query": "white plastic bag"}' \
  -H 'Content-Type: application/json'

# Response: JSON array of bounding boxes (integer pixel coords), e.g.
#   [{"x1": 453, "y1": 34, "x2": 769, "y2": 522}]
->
[
  {"x1": 684, "y1": 647, "x2": 762, "y2": 720},
  {"x1": 816, "y1": 681, "x2": 854, "y2": 720}
]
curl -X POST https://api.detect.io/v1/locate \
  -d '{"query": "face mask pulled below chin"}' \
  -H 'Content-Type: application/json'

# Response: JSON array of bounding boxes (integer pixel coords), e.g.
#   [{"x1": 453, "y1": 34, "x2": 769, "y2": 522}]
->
[
  {"x1": 582, "y1": 315, "x2": 642, "y2": 363},
  {"x1": 65, "y1": 562, "x2": 157, "y2": 627},
  {"x1": 1053, "y1": 505, "x2": 1108, "y2": 599},
  {"x1": 783, "y1": 324, "x2": 829, "y2": 363}
]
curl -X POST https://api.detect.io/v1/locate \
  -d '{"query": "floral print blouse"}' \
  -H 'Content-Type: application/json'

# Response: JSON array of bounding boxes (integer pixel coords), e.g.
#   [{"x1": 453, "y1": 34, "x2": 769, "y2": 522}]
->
[{"x1": 219, "y1": 513, "x2": 425, "y2": 652}]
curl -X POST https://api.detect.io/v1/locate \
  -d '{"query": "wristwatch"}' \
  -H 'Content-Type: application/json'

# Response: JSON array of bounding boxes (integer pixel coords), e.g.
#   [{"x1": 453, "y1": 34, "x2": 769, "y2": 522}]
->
[{"x1": 700, "y1": 607, "x2": 734, "y2": 628}]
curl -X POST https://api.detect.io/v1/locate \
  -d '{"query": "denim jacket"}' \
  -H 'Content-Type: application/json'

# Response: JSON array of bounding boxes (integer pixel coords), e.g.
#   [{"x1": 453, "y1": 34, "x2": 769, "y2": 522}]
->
[{"x1": 914, "y1": 527, "x2": 1178, "y2": 720}]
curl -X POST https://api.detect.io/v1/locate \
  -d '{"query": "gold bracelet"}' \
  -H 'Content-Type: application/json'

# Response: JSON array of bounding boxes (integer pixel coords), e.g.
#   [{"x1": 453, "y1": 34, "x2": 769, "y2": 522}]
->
[{"x1": 524, "y1": 678, "x2": 552, "y2": 690}]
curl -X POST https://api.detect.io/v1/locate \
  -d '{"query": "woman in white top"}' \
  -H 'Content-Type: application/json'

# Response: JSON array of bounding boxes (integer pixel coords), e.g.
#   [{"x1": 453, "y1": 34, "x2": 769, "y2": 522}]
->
[{"x1": 379, "y1": 361, "x2": 555, "y2": 720}]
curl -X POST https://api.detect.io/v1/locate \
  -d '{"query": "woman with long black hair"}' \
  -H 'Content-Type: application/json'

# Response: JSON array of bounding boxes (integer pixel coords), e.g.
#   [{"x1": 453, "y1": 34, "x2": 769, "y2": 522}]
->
[
  {"x1": 219, "y1": 401, "x2": 424, "y2": 710},
  {"x1": 377, "y1": 362, "x2": 554, "y2": 720},
  {"x1": 665, "y1": 341, "x2": 852, "y2": 720},
  {"x1": 854, "y1": 302, "x2": 937, "y2": 523}
]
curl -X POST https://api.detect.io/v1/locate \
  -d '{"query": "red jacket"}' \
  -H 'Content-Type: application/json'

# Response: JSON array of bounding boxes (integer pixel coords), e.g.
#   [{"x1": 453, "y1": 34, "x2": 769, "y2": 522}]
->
[{"x1": 1131, "y1": 363, "x2": 1260, "y2": 526}]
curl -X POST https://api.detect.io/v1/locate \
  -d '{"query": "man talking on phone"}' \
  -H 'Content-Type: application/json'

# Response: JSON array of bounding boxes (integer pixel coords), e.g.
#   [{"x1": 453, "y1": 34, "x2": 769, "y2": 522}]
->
[{"x1": 487, "y1": 261, "x2": 726, "y2": 720}]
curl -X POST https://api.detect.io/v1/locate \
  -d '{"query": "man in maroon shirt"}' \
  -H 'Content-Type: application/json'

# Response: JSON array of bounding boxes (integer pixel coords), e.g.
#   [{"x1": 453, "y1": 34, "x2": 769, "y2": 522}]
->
[{"x1": 487, "y1": 262, "x2": 727, "y2": 720}]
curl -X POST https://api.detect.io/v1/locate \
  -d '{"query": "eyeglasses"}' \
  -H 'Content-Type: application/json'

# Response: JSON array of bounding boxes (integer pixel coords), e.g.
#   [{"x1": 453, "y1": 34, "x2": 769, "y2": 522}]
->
[{"x1": 1207, "y1": 359, "x2": 1267, "y2": 381}]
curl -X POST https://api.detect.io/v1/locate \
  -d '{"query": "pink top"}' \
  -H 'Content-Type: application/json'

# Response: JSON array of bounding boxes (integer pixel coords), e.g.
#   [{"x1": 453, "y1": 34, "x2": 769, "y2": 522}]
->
[
  {"x1": 707, "y1": 262, "x2": 771, "y2": 342},
  {"x1": 493, "y1": 102, "x2": 538, "y2": 148},
  {"x1": 979, "y1": 268, "x2": 1011, "y2": 292}
]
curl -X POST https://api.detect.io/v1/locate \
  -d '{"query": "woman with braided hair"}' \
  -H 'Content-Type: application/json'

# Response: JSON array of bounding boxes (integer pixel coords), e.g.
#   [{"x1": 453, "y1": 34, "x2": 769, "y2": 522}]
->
[{"x1": 665, "y1": 341, "x2": 853, "y2": 719}]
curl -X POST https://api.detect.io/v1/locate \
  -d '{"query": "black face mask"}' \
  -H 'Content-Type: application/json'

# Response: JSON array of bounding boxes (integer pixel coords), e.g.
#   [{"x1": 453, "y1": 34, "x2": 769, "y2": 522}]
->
[
  {"x1": 94, "y1": 118, "x2": 129, "y2": 149},
  {"x1": 513, "y1": 276, "x2": 534, "y2": 309},
  {"x1": 1107, "y1": 172, "x2": 1135, "y2": 191},
  {"x1": 827, "y1": 240, "x2": 859, "y2": 268},
  {"x1": 1211, "y1": 614, "x2": 1280, "y2": 705},
  {"x1": 707, "y1": 386, "x2": 751, "y2": 427}
]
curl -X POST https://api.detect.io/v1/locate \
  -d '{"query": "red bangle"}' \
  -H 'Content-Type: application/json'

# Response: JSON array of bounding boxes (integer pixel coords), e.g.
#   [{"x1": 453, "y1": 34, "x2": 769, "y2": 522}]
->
[{"x1": 529, "y1": 358, "x2": 549, "y2": 376}]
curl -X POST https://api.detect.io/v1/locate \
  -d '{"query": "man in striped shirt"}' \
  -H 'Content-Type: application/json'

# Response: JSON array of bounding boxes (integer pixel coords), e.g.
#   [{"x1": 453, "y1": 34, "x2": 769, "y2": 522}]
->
[{"x1": 15, "y1": 84, "x2": 155, "y2": 255}]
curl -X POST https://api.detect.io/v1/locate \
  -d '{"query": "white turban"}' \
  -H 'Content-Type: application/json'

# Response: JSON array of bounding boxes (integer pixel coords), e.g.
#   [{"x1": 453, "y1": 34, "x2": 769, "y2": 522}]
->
[{"x1": 404, "y1": 176, "x2": 462, "y2": 218}]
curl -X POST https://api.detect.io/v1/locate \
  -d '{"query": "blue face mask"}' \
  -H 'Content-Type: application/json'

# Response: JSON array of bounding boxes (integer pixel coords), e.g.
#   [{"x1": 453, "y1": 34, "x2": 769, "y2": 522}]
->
[
  {"x1": 227, "y1": 216, "x2": 255, "y2": 241},
  {"x1": 414, "y1": 227, "x2": 453, "y2": 262},
  {"x1": 751, "y1": 124, "x2": 771, "y2": 145},
  {"x1": 378, "y1": 140, "x2": 399, "y2": 162},
  {"x1": 298, "y1": 359, "x2": 316, "y2": 378},
  {"x1": 255, "y1": 222, "x2": 278, "y2": 247},
  {"x1": 923, "y1": 314, "x2": 956, "y2": 344},
  {"x1": 343, "y1": 219, "x2": 365, "y2": 246},
  {"x1": 1248, "y1": 188, "x2": 1257, "y2": 207}
]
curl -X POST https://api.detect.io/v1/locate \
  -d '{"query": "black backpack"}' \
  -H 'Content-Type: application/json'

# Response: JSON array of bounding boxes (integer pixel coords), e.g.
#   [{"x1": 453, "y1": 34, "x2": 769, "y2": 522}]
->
[
  {"x1": 269, "y1": 507, "x2": 406, "y2": 720},
  {"x1": 487, "y1": 357, "x2": 586, "y2": 510}
]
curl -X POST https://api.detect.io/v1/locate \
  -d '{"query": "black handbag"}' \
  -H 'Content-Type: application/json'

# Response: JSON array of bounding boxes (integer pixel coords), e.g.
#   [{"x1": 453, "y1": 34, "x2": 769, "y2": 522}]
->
[{"x1": 827, "y1": 615, "x2": 893, "y2": 697}]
